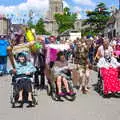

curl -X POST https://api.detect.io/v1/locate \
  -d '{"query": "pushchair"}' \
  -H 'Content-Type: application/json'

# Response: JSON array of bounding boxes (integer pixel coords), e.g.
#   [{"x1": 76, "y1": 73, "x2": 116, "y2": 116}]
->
[
  {"x1": 97, "y1": 67, "x2": 120, "y2": 98},
  {"x1": 45, "y1": 62, "x2": 76, "y2": 101},
  {"x1": 10, "y1": 74, "x2": 38, "y2": 108}
]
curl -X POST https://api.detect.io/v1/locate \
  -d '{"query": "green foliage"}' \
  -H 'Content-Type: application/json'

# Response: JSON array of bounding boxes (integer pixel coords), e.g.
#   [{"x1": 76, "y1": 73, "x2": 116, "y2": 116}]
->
[
  {"x1": 81, "y1": 27, "x2": 97, "y2": 37},
  {"x1": 35, "y1": 18, "x2": 51, "y2": 35},
  {"x1": 83, "y1": 2, "x2": 111, "y2": 35},
  {"x1": 55, "y1": 7, "x2": 77, "y2": 33},
  {"x1": 35, "y1": 18, "x2": 46, "y2": 35},
  {"x1": 27, "y1": 20, "x2": 35, "y2": 29}
]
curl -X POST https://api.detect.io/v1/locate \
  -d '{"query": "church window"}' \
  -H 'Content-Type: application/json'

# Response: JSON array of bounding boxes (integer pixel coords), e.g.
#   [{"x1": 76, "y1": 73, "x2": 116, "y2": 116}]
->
[{"x1": 55, "y1": 6, "x2": 58, "y2": 12}]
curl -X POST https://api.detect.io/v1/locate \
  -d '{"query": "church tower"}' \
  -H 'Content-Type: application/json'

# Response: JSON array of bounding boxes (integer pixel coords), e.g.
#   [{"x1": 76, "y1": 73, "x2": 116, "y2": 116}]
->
[
  {"x1": 45, "y1": 0, "x2": 82, "y2": 36},
  {"x1": 45, "y1": 0, "x2": 63, "y2": 35},
  {"x1": 49, "y1": 0, "x2": 63, "y2": 20}
]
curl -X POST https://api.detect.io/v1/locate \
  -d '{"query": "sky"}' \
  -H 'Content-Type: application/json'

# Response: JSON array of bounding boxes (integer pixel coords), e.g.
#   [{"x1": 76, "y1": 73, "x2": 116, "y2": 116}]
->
[{"x1": 0, "y1": 0, "x2": 119, "y2": 24}]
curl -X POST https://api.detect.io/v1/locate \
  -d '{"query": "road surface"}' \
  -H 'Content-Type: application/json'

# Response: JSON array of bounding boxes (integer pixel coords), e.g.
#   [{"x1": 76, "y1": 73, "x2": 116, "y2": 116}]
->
[{"x1": 0, "y1": 71, "x2": 120, "y2": 120}]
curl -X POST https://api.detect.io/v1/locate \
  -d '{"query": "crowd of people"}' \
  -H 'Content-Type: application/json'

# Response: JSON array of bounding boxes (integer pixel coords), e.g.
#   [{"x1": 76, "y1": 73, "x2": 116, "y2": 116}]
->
[{"x1": 0, "y1": 28, "x2": 120, "y2": 103}]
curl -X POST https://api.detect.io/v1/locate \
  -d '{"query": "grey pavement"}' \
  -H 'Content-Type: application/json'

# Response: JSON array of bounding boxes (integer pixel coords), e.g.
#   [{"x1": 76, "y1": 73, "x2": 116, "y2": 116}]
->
[{"x1": 0, "y1": 71, "x2": 120, "y2": 120}]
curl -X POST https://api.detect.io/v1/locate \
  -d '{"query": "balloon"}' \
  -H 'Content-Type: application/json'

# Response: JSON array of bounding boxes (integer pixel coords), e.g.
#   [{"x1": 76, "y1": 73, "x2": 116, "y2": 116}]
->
[
  {"x1": 26, "y1": 29, "x2": 35, "y2": 42},
  {"x1": 26, "y1": 29, "x2": 37, "y2": 53},
  {"x1": 35, "y1": 42, "x2": 43, "y2": 49}
]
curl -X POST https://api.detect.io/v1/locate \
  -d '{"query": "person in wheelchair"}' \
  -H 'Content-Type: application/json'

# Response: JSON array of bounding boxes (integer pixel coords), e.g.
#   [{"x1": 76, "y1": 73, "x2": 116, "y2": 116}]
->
[
  {"x1": 97, "y1": 50, "x2": 120, "y2": 95},
  {"x1": 97, "y1": 50, "x2": 120, "y2": 68},
  {"x1": 52, "y1": 51, "x2": 76, "y2": 96},
  {"x1": 10, "y1": 52, "x2": 36, "y2": 102}
]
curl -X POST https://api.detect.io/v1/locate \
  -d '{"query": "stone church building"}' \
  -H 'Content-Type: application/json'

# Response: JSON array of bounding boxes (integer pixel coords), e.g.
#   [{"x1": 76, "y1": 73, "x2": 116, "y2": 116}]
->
[
  {"x1": 104, "y1": 9, "x2": 120, "y2": 39},
  {"x1": 44, "y1": 0, "x2": 82, "y2": 36}
]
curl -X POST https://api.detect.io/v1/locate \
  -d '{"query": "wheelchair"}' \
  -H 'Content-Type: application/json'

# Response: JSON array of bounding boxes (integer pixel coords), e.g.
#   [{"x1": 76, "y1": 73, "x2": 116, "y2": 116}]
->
[
  {"x1": 96, "y1": 68, "x2": 120, "y2": 98},
  {"x1": 46, "y1": 64, "x2": 76, "y2": 102},
  {"x1": 96, "y1": 70, "x2": 104, "y2": 96},
  {"x1": 10, "y1": 74, "x2": 38, "y2": 108}
]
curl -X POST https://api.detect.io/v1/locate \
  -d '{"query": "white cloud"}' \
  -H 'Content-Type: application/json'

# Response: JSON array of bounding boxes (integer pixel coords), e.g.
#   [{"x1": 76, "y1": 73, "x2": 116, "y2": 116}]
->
[
  {"x1": 73, "y1": 6, "x2": 82, "y2": 12},
  {"x1": 0, "y1": 0, "x2": 71, "y2": 23},
  {"x1": 63, "y1": 1, "x2": 70, "y2": 8},
  {"x1": 0, "y1": 0, "x2": 49, "y2": 14},
  {"x1": 73, "y1": 0, "x2": 95, "y2": 6},
  {"x1": 0, "y1": 0, "x2": 49, "y2": 23},
  {"x1": 0, "y1": 0, "x2": 70, "y2": 15},
  {"x1": 0, "y1": 0, "x2": 90, "y2": 23}
]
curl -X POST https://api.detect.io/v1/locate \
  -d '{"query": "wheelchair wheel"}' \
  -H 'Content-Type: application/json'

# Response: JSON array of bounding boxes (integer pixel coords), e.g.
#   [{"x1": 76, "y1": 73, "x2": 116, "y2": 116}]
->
[
  {"x1": 51, "y1": 83, "x2": 61, "y2": 101},
  {"x1": 51, "y1": 84, "x2": 59, "y2": 101},
  {"x1": 10, "y1": 96, "x2": 16, "y2": 108},
  {"x1": 66, "y1": 81, "x2": 76, "y2": 101},
  {"x1": 65, "y1": 95, "x2": 76, "y2": 101},
  {"x1": 12, "y1": 103, "x2": 15, "y2": 108},
  {"x1": 51, "y1": 92, "x2": 59, "y2": 101},
  {"x1": 32, "y1": 96, "x2": 38, "y2": 106},
  {"x1": 47, "y1": 83, "x2": 51, "y2": 96},
  {"x1": 96, "y1": 76, "x2": 104, "y2": 96}
]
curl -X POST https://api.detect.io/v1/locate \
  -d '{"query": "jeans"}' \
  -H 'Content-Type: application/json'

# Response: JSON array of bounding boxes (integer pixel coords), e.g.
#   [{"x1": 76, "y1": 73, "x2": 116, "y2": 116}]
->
[{"x1": 0, "y1": 56, "x2": 7, "y2": 74}]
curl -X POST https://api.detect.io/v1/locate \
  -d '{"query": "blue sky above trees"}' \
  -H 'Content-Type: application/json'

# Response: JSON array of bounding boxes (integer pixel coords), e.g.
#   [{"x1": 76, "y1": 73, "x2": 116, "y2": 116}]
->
[{"x1": 0, "y1": 0, "x2": 119, "y2": 23}]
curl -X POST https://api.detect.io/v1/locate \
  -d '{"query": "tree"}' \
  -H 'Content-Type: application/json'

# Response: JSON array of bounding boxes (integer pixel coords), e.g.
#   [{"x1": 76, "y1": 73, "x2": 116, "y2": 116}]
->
[
  {"x1": 83, "y1": 2, "x2": 110, "y2": 35},
  {"x1": 35, "y1": 18, "x2": 46, "y2": 35},
  {"x1": 55, "y1": 7, "x2": 77, "y2": 33},
  {"x1": 27, "y1": 20, "x2": 35, "y2": 29},
  {"x1": 35, "y1": 18, "x2": 51, "y2": 35}
]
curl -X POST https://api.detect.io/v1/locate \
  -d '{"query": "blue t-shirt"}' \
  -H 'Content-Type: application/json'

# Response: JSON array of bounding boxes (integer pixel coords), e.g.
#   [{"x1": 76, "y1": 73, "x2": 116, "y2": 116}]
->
[{"x1": 0, "y1": 39, "x2": 9, "y2": 56}]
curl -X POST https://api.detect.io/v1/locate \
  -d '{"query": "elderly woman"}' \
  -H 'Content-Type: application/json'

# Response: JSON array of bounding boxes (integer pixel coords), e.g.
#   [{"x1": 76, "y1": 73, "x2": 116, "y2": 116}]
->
[
  {"x1": 52, "y1": 51, "x2": 75, "y2": 96},
  {"x1": 11, "y1": 53, "x2": 36, "y2": 102},
  {"x1": 97, "y1": 50, "x2": 120, "y2": 68},
  {"x1": 97, "y1": 50, "x2": 120, "y2": 95}
]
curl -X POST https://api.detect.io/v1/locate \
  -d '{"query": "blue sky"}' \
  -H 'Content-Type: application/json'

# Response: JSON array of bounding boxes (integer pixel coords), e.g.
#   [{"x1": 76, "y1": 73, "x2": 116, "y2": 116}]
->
[
  {"x1": 0, "y1": 0, "x2": 119, "y2": 7},
  {"x1": 0, "y1": 0, "x2": 119, "y2": 23},
  {"x1": 0, "y1": 0, "x2": 27, "y2": 6}
]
